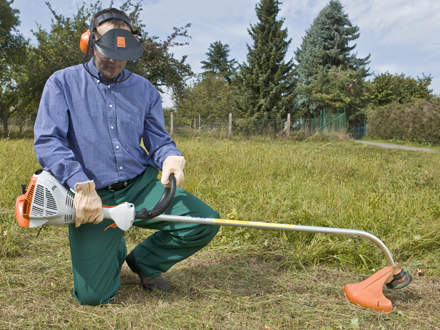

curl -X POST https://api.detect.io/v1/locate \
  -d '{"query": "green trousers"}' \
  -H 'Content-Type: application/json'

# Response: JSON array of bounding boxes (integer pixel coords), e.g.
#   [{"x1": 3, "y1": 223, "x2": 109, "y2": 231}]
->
[{"x1": 68, "y1": 167, "x2": 220, "y2": 305}]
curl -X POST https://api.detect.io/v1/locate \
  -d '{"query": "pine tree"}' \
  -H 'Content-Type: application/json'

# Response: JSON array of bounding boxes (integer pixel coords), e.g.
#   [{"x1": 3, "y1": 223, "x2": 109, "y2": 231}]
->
[
  {"x1": 238, "y1": 0, "x2": 294, "y2": 125},
  {"x1": 201, "y1": 41, "x2": 237, "y2": 82},
  {"x1": 294, "y1": 0, "x2": 370, "y2": 116}
]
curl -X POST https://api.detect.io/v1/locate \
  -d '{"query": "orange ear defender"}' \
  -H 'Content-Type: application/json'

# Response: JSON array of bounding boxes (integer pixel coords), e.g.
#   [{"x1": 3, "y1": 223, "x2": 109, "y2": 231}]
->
[{"x1": 80, "y1": 29, "x2": 92, "y2": 54}]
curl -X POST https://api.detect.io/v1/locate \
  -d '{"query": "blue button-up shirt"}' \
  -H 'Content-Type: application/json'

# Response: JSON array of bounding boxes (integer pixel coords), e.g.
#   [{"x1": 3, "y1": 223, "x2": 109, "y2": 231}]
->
[{"x1": 34, "y1": 59, "x2": 180, "y2": 190}]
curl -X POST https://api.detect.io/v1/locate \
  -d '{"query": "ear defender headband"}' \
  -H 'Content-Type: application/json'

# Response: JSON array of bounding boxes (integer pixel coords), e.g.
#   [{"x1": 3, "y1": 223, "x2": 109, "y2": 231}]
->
[{"x1": 80, "y1": 11, "x2": 143, "y2": 61}]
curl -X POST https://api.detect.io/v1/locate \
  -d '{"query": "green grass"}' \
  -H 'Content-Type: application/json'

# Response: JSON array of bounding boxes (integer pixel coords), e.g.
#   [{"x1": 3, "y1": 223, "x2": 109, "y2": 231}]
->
[{"x1": 1, "y1": 137, "x2": 439, "y2": 328}]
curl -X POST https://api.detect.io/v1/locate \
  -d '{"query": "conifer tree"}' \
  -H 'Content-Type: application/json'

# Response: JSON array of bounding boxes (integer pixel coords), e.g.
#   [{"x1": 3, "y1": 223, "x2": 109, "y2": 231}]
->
[
  {"x1": 201, "y1": 41, "x2": 237, "y2": 82},
  {"x1": 294, "y1": 0, "x2": 369, "y2": 116},
  {"x1": 238, "y1": 0, "x2": 294, "y2": 125}
]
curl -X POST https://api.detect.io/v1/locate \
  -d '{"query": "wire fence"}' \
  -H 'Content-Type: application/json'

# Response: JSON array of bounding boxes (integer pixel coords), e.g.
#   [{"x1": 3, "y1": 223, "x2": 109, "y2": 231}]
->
[
  {"x1": 3, "y1": 109, "x2": 358, "y2": 139},
  {"x1": 293, "y1": 109, "x2": 348, "y2": 135},
  {"x1": 1, "y1": 118, "x2": 34, "y2": 138},
  {"x1": 165, "y1": 109, "x2": 350, "y2": 138}
]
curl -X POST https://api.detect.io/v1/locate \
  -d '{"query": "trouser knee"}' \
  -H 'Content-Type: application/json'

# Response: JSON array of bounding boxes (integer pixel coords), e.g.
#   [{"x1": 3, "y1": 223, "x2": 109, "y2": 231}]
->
[
  {"x1": 190, "y1": 224, "x2": 220, "y2": 246},
  {"x1": 202, "y1": 211, "x2": 220, "y2": 242},
  {"x1": 203, "y1": 224, "x2": 220, "y2": 242}
]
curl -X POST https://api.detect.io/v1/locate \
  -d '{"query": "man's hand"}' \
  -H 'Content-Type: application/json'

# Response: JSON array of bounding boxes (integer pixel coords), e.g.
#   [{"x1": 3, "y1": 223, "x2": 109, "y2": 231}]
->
[
  {"x1": 73, "y1": 181, "x2": 104, "y2": 227},
  {"x1": 161, "y1": 156, "x2": 185, "y2": 187}
]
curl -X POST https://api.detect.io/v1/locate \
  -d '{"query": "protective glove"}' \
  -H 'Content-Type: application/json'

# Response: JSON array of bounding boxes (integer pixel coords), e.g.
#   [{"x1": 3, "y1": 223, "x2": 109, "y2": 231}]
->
[
  {"x1": 161, "y1": 155, "x2": 185, "y2": 187},
  {"x1": 73, "y1": 181, "x2": 104, "y2": 227}
]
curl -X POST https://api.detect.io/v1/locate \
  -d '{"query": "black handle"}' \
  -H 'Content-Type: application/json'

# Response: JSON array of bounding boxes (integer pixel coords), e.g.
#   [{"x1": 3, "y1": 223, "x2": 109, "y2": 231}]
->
[{"x1": 135, "y1": 174, "x2": 176, "y2": 220}]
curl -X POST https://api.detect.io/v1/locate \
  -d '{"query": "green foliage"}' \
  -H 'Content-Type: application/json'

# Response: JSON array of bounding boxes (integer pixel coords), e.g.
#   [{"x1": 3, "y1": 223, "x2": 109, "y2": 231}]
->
[
  {"x1": 237, "y1": 0, "x2": 295, "y2": 122},
  {"x1": 367, "y1": 99, "x2": 440, "y2": 145},
  {"x1": 367, "y1": 72, "x2": 433, "y2": 107},
  {"x1": 14, "y1": 0, "x2": 193, "y2": 125},
  {"x1": 175, "y1": 73, "x2": 239, "y2": 122},
  {"x1": 0, "y1": 0, "x2": 19, "y2": 42},
  {"x1": 201, "y1": 41, "x2": 237, "y2": 82},
  {"x1": 0, "y1": 0, "x2": 28, "y2": 137},
  {"x1": 302, "y1": 67, "x2": 368, "y2": 124},
  {"x1": 294, "y1": 0, "x2": 369, "y2": 116}
]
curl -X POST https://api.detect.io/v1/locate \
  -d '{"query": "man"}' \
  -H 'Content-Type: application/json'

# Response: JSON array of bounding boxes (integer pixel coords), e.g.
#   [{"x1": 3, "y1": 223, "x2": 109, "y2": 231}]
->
[{"x1": 34, "y1": 8, "x2": 219, "y2": 305}]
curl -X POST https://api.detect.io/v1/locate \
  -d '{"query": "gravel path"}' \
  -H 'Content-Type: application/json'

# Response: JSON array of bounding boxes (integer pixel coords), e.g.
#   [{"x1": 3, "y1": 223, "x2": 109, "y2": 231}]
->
[{"x1": 356, "y1": 140, "x2": 438, "y2": 153}]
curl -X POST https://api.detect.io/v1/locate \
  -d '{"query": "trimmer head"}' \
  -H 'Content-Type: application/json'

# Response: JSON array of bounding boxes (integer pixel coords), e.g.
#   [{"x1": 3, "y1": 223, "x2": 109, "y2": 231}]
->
[
  {"x1": 344, "y1": 265, "x2": 412, "y2": 313},
  {"x1": 386, "y1": 268, "x2": 413, "y2": 290}
]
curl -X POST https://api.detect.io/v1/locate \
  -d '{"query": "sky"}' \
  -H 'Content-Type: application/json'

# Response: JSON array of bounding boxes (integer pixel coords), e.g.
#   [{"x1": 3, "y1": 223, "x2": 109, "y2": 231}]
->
[{"x1": 11, "y1": 0, "x2": 440, "y2": 106}]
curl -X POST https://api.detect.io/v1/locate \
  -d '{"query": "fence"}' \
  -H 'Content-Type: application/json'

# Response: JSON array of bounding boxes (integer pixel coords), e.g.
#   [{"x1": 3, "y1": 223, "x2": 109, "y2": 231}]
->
[
  {"x1": 1, "y1": 118, "x2": 34, "y2": 138},
  {"x1": 351, "y1": 122, "x2": 367, "y2": 139},
  {"x1": 166, "y1": 112, "x2": 287, "y2": 137},
  {"x1": 3, "y1": 110, "x2": 356, "y2": 139},
  {"x1": 166, "y1": 110, "x2": 349, "y2": 138},
  {"x1": 292, "y1": 109, "x2": 348, "y2": 136}
]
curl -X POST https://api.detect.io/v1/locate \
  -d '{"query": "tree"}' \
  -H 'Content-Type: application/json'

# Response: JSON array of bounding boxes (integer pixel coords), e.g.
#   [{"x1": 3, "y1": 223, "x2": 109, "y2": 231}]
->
[
  {"x1": 305, "y1": 67, "x2": 367, "y2": 114},
  {"x1": 175, "y1": 73, "x2": 238, "y2": 124},
  {"x1": 237, "y1": 0, "x2": 294, "y2": 125},
  {"x1": 294, "y1": 0, "x2": 370, "y2": 117},
  {"x1": 0, "y1": 0, "x2": 27, "y2": 137},
  {"x1": 0, "y1": 0, "x2": 19, "y2": 41},
  {"x1": 21, "y1": 0, "x2": 193, "y2": 122},
  {"x1": 201, "y1": 41, "x2": 237, "y2": 82},
  {"x1": 367, "y1": 72, "x2": 433, "y2": 107}
]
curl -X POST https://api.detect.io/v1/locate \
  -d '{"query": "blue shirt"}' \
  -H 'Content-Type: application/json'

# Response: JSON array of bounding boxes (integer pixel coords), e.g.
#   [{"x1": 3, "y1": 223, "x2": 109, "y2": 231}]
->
[{"x1": 34, "y1": 59, "x2": 180, "y2": 190}]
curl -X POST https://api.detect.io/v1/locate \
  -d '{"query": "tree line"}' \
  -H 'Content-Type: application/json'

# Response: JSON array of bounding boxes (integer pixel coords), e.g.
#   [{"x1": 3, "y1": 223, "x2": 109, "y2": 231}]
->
[{"x1": 0, "y1": 0, "x2": 436, "y2": 138}]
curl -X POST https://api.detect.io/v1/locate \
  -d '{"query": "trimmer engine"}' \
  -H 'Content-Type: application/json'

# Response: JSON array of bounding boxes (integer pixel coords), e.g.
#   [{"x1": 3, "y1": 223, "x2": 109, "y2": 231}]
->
[
  {"x1": 15, "y1": 170, "x2": 135, "y2": 231},
  {"x1": 16, "y1": 169, "x2": 76, "y2": 228}
]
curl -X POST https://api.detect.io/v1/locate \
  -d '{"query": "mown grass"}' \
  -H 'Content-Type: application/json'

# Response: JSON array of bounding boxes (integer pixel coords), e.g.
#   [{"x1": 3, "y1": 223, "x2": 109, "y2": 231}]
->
[{"x1": 1, "y1": 137, "x2": 439, "y2": 328}]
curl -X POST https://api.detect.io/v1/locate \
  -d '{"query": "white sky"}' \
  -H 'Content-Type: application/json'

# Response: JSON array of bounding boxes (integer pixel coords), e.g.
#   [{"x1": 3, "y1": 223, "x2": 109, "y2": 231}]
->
[{"x1": 12, "y1": 0, "x2": 440, "y2": 106}]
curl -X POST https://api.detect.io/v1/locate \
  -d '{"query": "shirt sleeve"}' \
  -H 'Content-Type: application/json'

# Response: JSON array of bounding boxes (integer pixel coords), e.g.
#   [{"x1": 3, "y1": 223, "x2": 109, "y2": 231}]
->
[
  {"x1": 34, "y1": 75, "x2": 90, "y2": 190},
  {"x1": 142, "y1": 87, "x2": 181, "y2": 170}
]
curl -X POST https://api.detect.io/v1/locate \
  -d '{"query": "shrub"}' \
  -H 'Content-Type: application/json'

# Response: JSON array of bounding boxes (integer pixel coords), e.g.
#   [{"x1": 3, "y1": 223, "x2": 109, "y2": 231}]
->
[{"x1": 367, "y1": 99, "x2": 440, "y2": 145}]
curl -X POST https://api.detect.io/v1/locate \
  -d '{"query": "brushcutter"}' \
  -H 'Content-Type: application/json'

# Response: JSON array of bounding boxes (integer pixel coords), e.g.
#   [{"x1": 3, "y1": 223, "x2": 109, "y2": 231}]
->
[{"x1": 15, "y1": 169, "x2": 412, "y2": 313}]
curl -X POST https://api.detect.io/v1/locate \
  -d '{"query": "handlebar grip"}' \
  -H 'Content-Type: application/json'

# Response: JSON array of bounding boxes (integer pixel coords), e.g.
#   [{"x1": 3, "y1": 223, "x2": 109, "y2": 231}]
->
[{"x1": 135, "y1": 174, "x2": 176, "y2": 220}]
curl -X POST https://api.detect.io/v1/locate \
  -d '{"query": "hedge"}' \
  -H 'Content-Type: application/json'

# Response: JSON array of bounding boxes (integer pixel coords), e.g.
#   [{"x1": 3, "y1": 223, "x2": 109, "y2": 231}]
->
[{"x1": 367, "y1": 99, "x2": 440, "y2": 145}]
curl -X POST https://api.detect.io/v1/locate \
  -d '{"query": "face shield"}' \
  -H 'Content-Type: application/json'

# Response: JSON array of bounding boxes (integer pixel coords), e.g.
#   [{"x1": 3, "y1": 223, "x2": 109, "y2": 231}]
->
[{"x1": 94, "y1": 28, "x2": 143, "y2": 61}]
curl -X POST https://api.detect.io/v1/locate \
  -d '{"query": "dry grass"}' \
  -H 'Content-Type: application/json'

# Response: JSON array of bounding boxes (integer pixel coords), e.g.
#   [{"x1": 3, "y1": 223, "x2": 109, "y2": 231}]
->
[
  {"x1": 1, "y1": 239, "x2": 439, "y2": 329},
  {"x1": 1, "y1": 137, "x2": 440, "y2": 328}
]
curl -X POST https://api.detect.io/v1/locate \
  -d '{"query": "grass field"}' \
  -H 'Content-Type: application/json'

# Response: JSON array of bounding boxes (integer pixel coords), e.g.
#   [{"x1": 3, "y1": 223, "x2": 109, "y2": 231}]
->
[{"x1": 1, "y1": 137, "x2": 439, "y2": 328}]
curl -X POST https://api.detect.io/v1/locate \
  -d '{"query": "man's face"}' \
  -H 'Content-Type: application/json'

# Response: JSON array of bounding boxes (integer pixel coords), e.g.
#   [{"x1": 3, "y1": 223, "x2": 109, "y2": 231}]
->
[{"x1": 94, "y1": 22, "x2": 129, "y2": 80}]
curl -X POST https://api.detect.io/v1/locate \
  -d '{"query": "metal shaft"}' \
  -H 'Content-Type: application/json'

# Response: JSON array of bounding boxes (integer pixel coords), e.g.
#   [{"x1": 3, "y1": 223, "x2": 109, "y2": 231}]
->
[{"x1": 154, "y1": 214, "x2": 395, "y2": 266}]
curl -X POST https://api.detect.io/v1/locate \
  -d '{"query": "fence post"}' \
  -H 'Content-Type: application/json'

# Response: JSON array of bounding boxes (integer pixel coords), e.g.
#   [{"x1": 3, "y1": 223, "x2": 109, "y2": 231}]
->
[
  {"x1": 170, "y1": 111, "x2": 174, "y2": 135},
  {"x1": 228, "y1": 113, "x2": 232, "y2": 137},
  {"x1": 286, "y1": 113, "x2": 291, "y2": 137}
]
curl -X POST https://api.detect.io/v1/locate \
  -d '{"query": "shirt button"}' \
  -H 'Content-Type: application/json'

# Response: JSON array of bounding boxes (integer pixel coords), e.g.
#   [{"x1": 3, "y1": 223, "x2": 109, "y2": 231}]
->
[
  {"x1": 110, "y1": 125, "x2": 114, "y2": 130},
  {"x1": 107, "y1": 85, "x2": 111, "y2": 89},
  {"x1": 109, "y1": 104, "x2": 113, "y2": 108},
  {"x1": 116, "y1": 145, "x2": 120, "y2": 150},
  {"x1": 119, "y1": 166, "x2": 124, "y2": 170}
]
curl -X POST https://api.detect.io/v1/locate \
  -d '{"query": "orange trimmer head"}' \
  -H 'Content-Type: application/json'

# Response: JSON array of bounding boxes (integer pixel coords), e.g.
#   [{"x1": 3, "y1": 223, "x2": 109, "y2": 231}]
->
[{"x1": 344, "y1": 265, "x2": 412, "y2": 313}]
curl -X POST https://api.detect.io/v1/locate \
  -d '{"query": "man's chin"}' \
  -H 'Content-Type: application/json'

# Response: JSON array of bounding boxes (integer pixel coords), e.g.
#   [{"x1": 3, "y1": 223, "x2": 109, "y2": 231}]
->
[{"x1": 102, "y1": 71, "x2": 120, "y2": 80}]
